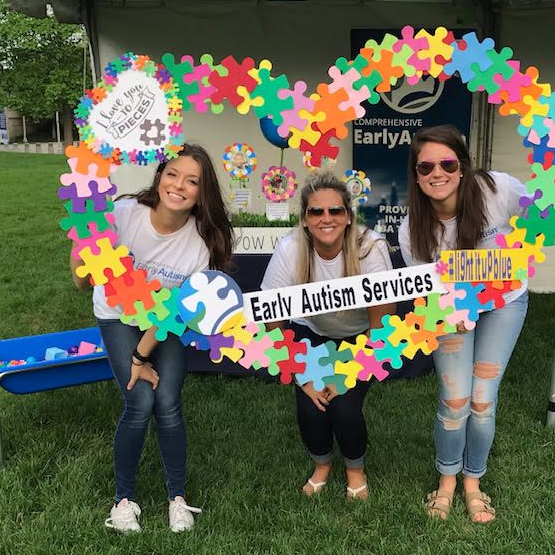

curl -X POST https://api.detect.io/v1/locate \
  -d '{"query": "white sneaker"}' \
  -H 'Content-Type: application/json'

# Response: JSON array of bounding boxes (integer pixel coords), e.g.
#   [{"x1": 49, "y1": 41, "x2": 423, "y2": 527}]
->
[
  {"x1": 104, "y1": 498, "x2": 141, "y2": 532},
  {"x1": 168, "y1": 496, "x2": 202, "y2": 532}
]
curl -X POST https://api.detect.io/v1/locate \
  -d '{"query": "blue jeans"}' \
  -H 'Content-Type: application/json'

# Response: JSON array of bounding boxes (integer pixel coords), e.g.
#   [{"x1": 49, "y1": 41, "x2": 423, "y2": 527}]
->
[
  {"x1": 98, "y1": 319, "x2": 189, "y2": 502},
  {"x1": 432, "y1": 292, "x2": 528, "y2": 478}
]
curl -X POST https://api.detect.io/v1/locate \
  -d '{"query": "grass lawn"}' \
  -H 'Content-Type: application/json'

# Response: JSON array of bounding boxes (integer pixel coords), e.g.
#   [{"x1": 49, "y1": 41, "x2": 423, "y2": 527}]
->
[{"x1": 0, "y1": 152, "x2": 554, "y2": 555}]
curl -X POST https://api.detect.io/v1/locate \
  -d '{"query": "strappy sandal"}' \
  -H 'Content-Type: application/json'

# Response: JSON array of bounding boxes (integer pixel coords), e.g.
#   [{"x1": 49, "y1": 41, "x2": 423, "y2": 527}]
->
[
  {"x1": 302, "y1": 478, "x2": 327, "y2": 496},
  {"x1": 424, "y1": 489, "x2": 454, "y2": 519},
  {"x1": 464, "y1": 491, "x2": 496, "y2": 523},
  {"x1": 346, "y1": 482, "x2": 368, "y2": 501}
]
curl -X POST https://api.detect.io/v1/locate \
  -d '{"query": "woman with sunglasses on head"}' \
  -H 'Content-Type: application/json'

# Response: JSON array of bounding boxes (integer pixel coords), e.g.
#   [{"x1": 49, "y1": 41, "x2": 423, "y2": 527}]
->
[
  {"x1": 398, "y1": 125, "x2": 528, "y2": 523},
  {"x1": 261, "y1": 171, "x2": 395, "y2": 500},
  {"x1": 70, "y1": 144, "x2": 233, "y2": 533}
]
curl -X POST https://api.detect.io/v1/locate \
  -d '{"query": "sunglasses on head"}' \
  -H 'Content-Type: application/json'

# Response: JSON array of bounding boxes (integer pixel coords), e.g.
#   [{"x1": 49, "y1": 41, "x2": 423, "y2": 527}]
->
[
  {"x1": 306, "y1": 205, "x2": 347, "y2": 218},
  {"x1": 415, "y1": 158, "x2": 460, "y2": 176}
]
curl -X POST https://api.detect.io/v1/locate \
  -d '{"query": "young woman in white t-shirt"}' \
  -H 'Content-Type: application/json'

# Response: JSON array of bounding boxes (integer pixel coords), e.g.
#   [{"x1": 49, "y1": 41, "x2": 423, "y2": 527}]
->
[
  {"x1": 262, "y1": 171, "x2": 394, "y2": 500},
  {"x1": 70, "y1": 144, "x2": 233, "y2": 533},
  {"x1": 398, "y1": 125, "x2": 528, "y2": 523}
]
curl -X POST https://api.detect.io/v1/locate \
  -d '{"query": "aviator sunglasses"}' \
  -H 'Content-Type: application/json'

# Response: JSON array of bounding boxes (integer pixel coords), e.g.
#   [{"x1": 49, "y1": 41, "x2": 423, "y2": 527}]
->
[
  {"x1": 306, "y1": 205, "x2": 347, "y2": 217},
  {"x1": 416, "y1": 158, "x2": 459, "y2": 176}
]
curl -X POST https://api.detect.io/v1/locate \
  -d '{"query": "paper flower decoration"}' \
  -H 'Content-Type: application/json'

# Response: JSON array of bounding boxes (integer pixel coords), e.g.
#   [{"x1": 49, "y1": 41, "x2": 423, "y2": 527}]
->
[
  {"x1": 343, "y1": 169, "x2": 371, "y2": 205},
  {"x1": 223, "y1": 142, "x2": 257, "y2": 180},
  {"x1": 261, "y1": 166, "x2": 297, "y2": 202}
]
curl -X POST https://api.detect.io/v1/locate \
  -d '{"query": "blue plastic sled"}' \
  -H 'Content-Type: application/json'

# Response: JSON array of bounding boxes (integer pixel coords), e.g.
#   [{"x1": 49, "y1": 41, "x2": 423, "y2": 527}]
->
[{"x1": 0, "y1": 327, "x2": 113, "y2": 395}]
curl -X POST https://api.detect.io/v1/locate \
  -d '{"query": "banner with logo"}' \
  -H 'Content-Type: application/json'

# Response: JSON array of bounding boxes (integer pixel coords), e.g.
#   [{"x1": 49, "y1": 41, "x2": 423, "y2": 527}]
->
[{"x1": 351, "y1": 29, "x2": 473, "y2": 251}]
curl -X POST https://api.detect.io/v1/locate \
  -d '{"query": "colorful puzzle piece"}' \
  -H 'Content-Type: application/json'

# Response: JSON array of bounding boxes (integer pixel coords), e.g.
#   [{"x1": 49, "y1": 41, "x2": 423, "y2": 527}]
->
[
  {"x1": 294, "y1": 340, "x2": 334, "y2": 391},
  {"x1": 468, "y1": 47, "x2": 515, "y2": 95},
  {"x1": 209, "y1": 55, "x2": 257, "y2": 108},
  {"x1": 251, "y1": 69, "x2": 293, "y2": 125},
  {"x1": 444, "y1": 32, "x2": 494, "y2": 83},
  {"x1": 59, "y1": 199, "x2": 115, "y2": 239},
  {"x1": 74, "y1": 237, "x2": 129, "y2": 286},
  {"x1": 277, "y1": 81, "x2": 317, "y2": 138},
  {"x1": 515, "y1": 204, "x2": 555, "y2": 246}
]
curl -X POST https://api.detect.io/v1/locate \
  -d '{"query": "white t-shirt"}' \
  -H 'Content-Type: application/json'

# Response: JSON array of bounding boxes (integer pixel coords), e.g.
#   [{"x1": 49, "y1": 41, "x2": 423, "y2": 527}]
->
[
  {"x1": 261, "y1": 228, "x2": 393, "y2": 338},
  {"x1": 93, "y1": 199, "x2": 210, "y2": 320},
  {"x1": 398, "y1": 171, "x2": 527, "y2": 304}
]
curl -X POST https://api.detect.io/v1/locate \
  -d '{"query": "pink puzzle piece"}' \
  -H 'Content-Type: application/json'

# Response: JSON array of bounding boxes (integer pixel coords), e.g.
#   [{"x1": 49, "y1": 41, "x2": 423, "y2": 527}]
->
[
  {"x1": 327, "y1": 66, "x2": 359, "y2": 95},
  {"x1": 527, "y1": 119, "x2": 555, "y2": 148},
  {"x1": 68, "y1": 220, "x2": 118, "y2": 260},
  {"x1": 60, "y1": 157, "x2": 116, "y2": 198},
  {"x1": 393, "y1": 25, "x2": 430, "y2": 57},
  {"x1": 488, "y1": 60, "x2": 532, "y2": 104},
  {"x1": 182, "y1": 55, "x2": 217, "y2": 113},
  {"x1": 236, "y1": 334, "x2": 273, "y2": 370},
  {"x1": 277, "y1": 80, "x2": 316, "y2": 138},
  {"x1": 354, "y1": 349, "x2": 389, "y2": 382},
  {"x1": 439, "y1": 283, "x2": 477, "y2": 330}
]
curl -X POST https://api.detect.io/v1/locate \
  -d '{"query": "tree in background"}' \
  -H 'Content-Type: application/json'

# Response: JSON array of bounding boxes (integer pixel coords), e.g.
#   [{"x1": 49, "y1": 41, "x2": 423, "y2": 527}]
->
[{"x1": 0, "y1": 0, "x2": 91, "y2": 145}]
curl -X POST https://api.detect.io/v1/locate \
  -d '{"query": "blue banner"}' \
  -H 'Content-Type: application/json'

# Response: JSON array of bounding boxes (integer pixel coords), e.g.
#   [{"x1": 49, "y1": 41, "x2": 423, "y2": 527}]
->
[{"x1": 351, "y1": 29, "x2": 473, "y2": 250}]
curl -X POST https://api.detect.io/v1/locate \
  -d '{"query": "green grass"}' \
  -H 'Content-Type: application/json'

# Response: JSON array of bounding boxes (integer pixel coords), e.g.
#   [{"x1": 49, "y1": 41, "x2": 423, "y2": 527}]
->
[{"x1": 0, "y1": 152, "x2": 555, "y2": 554}]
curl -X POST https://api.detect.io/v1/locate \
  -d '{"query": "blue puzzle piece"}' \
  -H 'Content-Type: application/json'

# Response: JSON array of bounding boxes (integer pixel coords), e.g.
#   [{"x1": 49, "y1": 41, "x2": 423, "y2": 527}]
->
[
  {"x1": 444, "y1": 32, "x2": 495, "y2": 83},
  {"x1": 294, "y1": 339, "x2": 334, "y2": 391},
  {"x1": 370, "y1": 337, "x2": 405, "y2": 370},
  {"x1": 454, "y1": 282, "x2": 493, "y2": 321},
  {"x1": 523, "y1": 133, "x2": 555, "y2": 164},
  {"x1": 180, "y1": 328, "x2": 211, "y2": 351}
]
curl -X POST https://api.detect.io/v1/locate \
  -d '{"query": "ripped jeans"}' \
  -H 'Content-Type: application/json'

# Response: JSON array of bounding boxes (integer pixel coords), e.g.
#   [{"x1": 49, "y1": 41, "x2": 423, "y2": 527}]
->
[{"x1": 433, "y1": 291, "x2": 528, "y2": 479}]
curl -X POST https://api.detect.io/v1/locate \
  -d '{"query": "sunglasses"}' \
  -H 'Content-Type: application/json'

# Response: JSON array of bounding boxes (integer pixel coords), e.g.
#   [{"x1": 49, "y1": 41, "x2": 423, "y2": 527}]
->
[
  {"x1": 415, "y1": 159, "x2": 459, "y2": 176},
  {"x1": 306, "y1": 205, "x2": 347, "y2": 218}
]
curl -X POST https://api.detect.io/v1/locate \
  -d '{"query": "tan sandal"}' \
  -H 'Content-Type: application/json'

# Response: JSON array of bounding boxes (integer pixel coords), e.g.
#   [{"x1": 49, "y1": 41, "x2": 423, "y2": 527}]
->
[
  {"x1": 346, "y1": 482, "x2": 368, "y2": 501},
  {"x1": 464, "y1": 491, "x2": 496, "y2": 523},
  {"x1": 302, "y1": 478, "x2": 327, "y2": 496},
  {"x1": 424, "y1": 489, "x2": 454, "y2": 519}
]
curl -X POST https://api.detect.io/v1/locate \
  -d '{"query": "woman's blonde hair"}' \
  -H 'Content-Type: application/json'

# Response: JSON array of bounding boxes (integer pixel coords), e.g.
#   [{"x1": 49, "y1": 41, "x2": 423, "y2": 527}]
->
[{"x1": 295, "y1": 170, "x2": 375, "y2": 284}]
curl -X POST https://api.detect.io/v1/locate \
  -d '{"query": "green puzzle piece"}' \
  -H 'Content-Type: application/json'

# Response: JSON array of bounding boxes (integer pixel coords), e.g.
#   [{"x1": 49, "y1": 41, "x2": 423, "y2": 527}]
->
[
  {"x1": 322, "y1": 373, "x2": 349, "y2": 395},
  {"x1": 414, "y1": 293, "x2": 456, "y2": 333},
  {"x1": 364, "y1": 34, "x2": 398, "y2": 61},
  {"x1": 468, "y1": 47, "x2": 514, "y2": 95},
  {"x1": 526, "y1": 163, "x2": 555, "y2": 212},
  {"x1": 515, "y1": 204, "x2": 555, "y2": 246},
  {"x1": 161, "y1": 53, "x2": 199, "y2": 112},
  {"x1": 59, "y1": 199, "x2": 115, "y2": 239},
  {"x1": 335, "y1": 55, "x2": 368, "y2": 76},
  {"x1": 120, "y1": 289, "x2": 172, "y2": 330},
  {"x1": 252, "y1": 69, "x2": 294, "y2": 126},
  {"x1": 148, "y1": 288, "x2": 187, "y2": 341}
]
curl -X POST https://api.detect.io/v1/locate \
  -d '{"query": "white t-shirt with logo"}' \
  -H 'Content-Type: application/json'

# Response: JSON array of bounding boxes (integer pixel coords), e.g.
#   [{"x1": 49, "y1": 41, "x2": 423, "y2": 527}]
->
[
  {"x1": 398, "y1": 171, "x2": 527, "y2": 304},
  {"x1": 93, "y1": 199, "x2": 210, "y2": 320},
  {"x1": 261, "y1": 228, "x2": 393, "y2": 338}
]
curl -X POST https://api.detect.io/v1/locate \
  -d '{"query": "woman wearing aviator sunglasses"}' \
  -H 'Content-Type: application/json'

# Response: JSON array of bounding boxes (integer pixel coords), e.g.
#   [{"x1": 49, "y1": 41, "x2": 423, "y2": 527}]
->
[
  {"x1": 261, "y1": 171, "x2": 394, "y2": 500},
  {"x1": 398, "y1": 125, "x2": 528, "y2": 523}
]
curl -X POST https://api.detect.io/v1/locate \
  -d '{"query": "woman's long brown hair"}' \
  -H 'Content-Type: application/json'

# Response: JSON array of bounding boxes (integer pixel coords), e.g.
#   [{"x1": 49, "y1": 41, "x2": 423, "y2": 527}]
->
[
  {"x1": 407, "y1": 124, "x2": 496, "y2": 262},
  {"x1": 118, "y1": 143, "x2": 234, "y2": 271}
]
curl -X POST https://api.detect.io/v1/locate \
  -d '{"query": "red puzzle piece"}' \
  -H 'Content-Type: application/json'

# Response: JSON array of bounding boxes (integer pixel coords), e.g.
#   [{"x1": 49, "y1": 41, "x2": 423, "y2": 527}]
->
[
  {"x1": 474, "y1": 280, "x2": 515, "y2": 310},
  {"x1": 104, "y1": 257, "x2": 162, "y2": 315},
  {"x1": 299, "y1": 125, "x2": 339, "y2": 167},
  {"x1": 208, "y1": 55, "x2": 257, "y2": 108},
  {"x1": 274, "y1": 329, "x2": 308, "y2": 384}
]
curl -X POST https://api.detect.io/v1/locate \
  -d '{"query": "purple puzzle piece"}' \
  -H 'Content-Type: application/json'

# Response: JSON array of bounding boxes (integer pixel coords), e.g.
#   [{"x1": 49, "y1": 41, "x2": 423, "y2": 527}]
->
[
  {"x1": 58, "y1": 179, "x2": 117, "y2": 213},
  {"x1": 207, "y1": 333, "x2": 234, "y2": 361}
]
